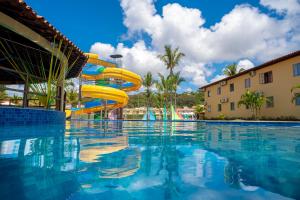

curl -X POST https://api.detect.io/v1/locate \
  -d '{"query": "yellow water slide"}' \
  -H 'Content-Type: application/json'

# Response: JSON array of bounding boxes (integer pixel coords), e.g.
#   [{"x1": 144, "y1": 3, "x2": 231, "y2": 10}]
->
[{"x1": 73, "y1": 53, "x2": 142, "y2": 115}]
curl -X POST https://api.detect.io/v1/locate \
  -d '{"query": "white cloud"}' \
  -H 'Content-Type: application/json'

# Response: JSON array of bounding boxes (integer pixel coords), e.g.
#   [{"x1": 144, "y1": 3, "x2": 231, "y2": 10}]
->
[
  {"x1": 186, "y1": 87, "x2": 193, "y2": 93},
  {"x1": 121, "y1": 1, "x2": 300, "y2": 62},
  {"x1": 260, "y1": 0, "x2": 300, "y2": 15},
  {"x1": 210, "y1": 74, "x2": 227, "y2": 83},
  {"x1": 89, "y1": 0, "x2": 300, "y2": 90},
  {"x1": 90, "y1": 42, "x2": 115, "y2": 60},
  {"x1": 180, "y1": 63, "x2": 208, "y2": 87},
  {"x1": 90, "y1": 40, "x2": 167, "y2": 78},
  {"x1": 237, "y1": 59, "x2": 255, "y2": 71}
]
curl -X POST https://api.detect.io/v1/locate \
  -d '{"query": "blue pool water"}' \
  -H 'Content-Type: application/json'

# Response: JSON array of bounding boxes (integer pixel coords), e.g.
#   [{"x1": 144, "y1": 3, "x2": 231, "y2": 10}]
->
[{"x1": 0, "y1": 121, "x2": 300, "y2": 200}]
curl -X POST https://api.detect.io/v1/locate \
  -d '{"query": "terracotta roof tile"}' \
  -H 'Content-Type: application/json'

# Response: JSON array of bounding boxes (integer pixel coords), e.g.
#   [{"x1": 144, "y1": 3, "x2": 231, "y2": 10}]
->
[{"x1": 200, "y1": 50, "x2": 300, "y2": 89}]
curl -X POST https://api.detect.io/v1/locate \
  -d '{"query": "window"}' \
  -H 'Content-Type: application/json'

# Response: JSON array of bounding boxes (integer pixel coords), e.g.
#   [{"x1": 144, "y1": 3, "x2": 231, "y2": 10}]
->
[
  {"x1": 266, "y1": 96, "x2": 274, "y2": 108},
  {"x1": 230, "y1": 83, "x2": 234, "y2": 92},
  {"x1": 296, "y1": 94, "x2": 300, "y2": 106},
  {"x1": 207, "y1": 105, "x2": 211, "y2": 112},
  {"x1": 230, "y1": 102, "x2": 235, "y2": 111},
  {"x1": 218, "y1": 104, "x2": 222, "y2": 112},
  {"x1": 260, "y1": 71, "x2": 273, "y2": 84},
  {"x1": 207, "y1": 90, "x2": 211, "y2": 97},
  {"x1": 217, "y1": 87, "x2": 221, "y2": 95},
  {"x1": 293, "y1": 63, "x2": 300, "y2": 76},
  {"x1": 245, "y1": 78, "x2": 251, "y2": 88}
]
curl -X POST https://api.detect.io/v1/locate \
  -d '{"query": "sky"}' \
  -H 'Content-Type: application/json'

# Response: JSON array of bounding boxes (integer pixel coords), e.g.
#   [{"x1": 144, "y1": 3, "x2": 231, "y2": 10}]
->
[{"x1": 26, "y1": 0, "x2": 300, "y2": 92}]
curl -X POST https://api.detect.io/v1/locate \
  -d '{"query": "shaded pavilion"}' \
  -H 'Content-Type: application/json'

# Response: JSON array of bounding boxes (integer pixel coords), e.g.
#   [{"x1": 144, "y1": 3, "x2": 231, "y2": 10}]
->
[{"x1": 0, "y1": 0, "x2": 87, "y2": 111}]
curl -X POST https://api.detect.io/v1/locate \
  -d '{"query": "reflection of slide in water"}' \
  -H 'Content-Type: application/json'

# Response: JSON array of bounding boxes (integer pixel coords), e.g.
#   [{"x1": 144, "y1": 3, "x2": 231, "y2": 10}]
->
[
  {"x1": 73, "y1": 53, "x2": 142, "y2": 115},
  {"x1": 79, "y1": 136, "x2": 128, "y2": 163}
]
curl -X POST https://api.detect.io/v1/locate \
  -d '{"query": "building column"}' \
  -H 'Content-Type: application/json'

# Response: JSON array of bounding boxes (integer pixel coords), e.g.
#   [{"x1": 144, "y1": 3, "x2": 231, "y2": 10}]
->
[
  {"x1": 56, "y1": 61, "x2": 66, "y2": 111},
  {"x1": 78, "y1": 72, "x2": 82, "y2": 109},
  {"x1": 22, "y1": 74, "x2": 29, "y2": 107}
]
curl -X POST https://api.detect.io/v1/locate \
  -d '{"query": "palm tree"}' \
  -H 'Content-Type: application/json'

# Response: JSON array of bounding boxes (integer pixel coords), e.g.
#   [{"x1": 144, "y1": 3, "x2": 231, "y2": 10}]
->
[
  {"x1": 158, "y1": 45, "x2": 185, "y2": 76},
  {"x1": 0, "y1": 85, "x2": 8, "y2": 103},
  {"x1": 65, "y1": 79, "x2": 78, "y2": 107},
  {"x1": 67, "y1": 89, "x2": 78, "y2": 107},
  {"x1": 142, "y1": 72, "x2": 155, "y2": 120},
  {"x1": 154, "y1": 82, "x2": 164, "y2": 108},
  {"x1": 223, "y1": 63, "x2": 245, "y2": 76},
  {"x1": 238, "y1": 91, "x2": 265, "y2": 119},
  {"x1": 291, "y1": 84, "x2": 300, "y2": 103},
  {"x1": 169, "y1": 72, "x2": 185, "y2": 109},
  {"x1": 155, "y1": 74, "x2": 174, "y2": 119},
  {"x1": 157, "y1": 73, "x2": 173, "y2": 107}
]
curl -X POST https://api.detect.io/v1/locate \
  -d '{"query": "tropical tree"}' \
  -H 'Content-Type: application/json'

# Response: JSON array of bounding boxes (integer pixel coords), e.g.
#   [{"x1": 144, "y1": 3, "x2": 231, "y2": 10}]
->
[
  {"x1": 195, "y1": 104, "x2": 205, "y2": 119},
  {"x1": 291, "y1": 84, "x2": 300, "y2": 103},
  {"x1": 158, "y1": 45, "x2": 185, "y2": 76},
  {"x1": 143, "y1": 72, "x2": 155, "y2": 120},
  {"x1": 67, "y1": 89, "x2": 79, "y2": 107},
  {"x1": 65, "y1": 79, "x2": 79, "y2": 107},
  {"x1": 223, "y1": 63, "x2": 245, "y2": 76},
  {"x1": 169, "y1": 72, "x2": 185, "y2": 109},
  {"x1": 154, "y1": 82, "x2": 165, "y2": 109},
  {"x1": 238, "y1": 91, "x2": 266, "y2": 119},
  {"x1": 157, "y1": 73, "x2": 173, "y2": 107},
  {"x1": 0, "y1": 85, "x2": 8, "y2": 103}
]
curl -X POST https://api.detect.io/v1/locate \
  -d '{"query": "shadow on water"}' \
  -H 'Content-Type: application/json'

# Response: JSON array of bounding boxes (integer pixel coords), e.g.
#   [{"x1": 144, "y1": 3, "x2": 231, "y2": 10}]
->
[{"x1": 0, "y1": 121, "x2": 299, "y2": 200}]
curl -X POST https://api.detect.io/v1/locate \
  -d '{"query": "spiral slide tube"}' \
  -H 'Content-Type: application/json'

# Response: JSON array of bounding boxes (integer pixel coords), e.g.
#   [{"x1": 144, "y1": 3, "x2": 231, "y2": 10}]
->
[{"x1": 74, "y1": 53, "x2": 142, "y2": 115}]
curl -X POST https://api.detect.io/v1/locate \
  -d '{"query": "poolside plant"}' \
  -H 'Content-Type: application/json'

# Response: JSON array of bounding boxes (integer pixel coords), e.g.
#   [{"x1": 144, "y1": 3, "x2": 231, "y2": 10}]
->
[
  {"x1": 10, "y1": 94, "x2": 21, "y2": 105},
  {"x1": 223, "y1": 63, "x2": 245, "y2": 76},
  {"x1": 238, "y1": 91, "x2": 266, "y2": 119},
  {"x1": 0, "y1": 37, "x2": 79, "y2": 109}
]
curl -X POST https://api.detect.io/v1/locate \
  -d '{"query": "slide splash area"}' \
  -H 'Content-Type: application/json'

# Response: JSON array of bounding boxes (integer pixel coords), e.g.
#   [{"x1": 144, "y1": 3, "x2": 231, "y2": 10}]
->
[{"x1": 74, "y1": 53, "x2": 142, "y2": 115}]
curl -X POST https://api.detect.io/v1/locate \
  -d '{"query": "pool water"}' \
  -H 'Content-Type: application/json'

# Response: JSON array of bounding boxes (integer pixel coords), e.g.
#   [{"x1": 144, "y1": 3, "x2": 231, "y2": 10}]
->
[{"x1": 0, "y1": 121, "x2": 300, "y2": 200}]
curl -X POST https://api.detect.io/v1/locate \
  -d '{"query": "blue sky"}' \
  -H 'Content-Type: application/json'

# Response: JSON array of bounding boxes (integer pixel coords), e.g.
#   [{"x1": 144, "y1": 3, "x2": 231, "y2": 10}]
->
[
  {"x1": 26, "y1": 0, "x2": 300, "y2": 92},
  {"x1": 26, "y1": 0, "x2": 263, "y2": 50}
]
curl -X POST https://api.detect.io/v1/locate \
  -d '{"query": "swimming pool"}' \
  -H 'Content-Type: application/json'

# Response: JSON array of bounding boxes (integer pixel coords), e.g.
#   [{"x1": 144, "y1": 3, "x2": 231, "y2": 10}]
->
[{"x1": 0, "y1": 121, "x2": 299, "y2": 200}]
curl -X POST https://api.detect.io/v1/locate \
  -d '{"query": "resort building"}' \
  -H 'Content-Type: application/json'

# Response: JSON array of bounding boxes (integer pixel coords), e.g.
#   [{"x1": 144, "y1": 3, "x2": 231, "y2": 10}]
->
[{"x1": 201, "y1": 51, "x2": 300, "y2": 119}]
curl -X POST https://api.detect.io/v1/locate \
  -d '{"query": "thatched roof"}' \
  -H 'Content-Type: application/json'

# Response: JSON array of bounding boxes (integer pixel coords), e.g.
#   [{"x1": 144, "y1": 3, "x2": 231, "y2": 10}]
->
[{"x1": 0, "y1": 0, "x2": 87, "y2": 84}]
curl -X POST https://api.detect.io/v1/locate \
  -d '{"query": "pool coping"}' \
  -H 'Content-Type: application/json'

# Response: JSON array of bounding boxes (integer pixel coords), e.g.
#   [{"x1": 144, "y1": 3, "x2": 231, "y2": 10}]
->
[
  {"x1": 0, "y1": 106, "x2": 66, "y2": 126},
  {"x1": 71, "y1": 119, "x2": 300, "y2": 126}
]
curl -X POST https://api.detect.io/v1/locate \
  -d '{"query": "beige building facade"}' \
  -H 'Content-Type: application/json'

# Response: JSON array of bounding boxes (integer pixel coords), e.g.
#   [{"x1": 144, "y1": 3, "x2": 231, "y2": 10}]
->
[{"x1": 201, "y1": 51, "x2": 300, "y2": 119}]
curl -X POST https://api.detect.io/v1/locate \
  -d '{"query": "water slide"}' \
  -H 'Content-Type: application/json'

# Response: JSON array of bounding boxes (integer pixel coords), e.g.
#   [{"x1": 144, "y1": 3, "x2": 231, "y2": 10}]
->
[{"x1": 73, "y1": 53, "x2": 142, "y2": 115}]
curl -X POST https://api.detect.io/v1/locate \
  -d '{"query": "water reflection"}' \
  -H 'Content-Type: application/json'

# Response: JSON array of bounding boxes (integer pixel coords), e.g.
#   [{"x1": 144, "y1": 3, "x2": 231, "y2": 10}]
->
[{"x1": 0, "y1": 121, "x2": 299, "y2": 199}]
